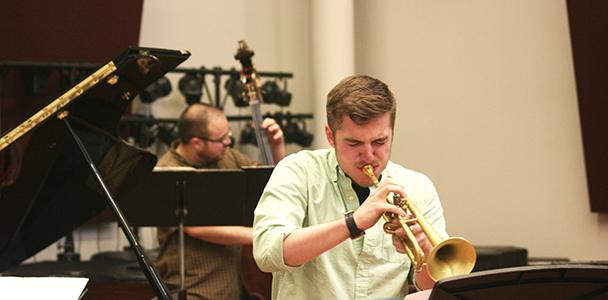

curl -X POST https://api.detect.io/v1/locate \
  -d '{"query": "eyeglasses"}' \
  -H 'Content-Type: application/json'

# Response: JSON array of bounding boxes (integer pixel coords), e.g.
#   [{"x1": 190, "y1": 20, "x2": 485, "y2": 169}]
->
[{"x1": 198, "y1": 130, "x2": 232, "y2": 145}]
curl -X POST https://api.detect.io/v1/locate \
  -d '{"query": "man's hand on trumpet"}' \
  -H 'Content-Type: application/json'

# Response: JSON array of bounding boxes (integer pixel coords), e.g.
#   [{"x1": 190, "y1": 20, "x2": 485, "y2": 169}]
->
[
  {"x1": 390, "y1": 216, "x2": 436, "y2": 291},
  {"x1": 390, "y1": 216, "x2": 433, "y2": 255},
  {"x1": 352, "y1": 177, "x2": 407, "y2": 231}
]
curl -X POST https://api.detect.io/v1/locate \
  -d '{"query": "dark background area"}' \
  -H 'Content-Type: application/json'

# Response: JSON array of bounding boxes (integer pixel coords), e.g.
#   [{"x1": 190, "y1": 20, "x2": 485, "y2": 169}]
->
[
  {"x1": 0, "y1": 0, "x2": 144, "y2": 159},
  {"x1": 0, "y1": 0, "x2": 143, "y2": 63},
  {"x1": 567, "y1": 0, "x2": 608, "y2": 213}
]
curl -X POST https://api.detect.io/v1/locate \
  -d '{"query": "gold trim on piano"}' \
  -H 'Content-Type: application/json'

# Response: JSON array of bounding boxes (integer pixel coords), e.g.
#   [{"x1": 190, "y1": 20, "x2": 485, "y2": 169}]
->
[{"x1": 0, "y1": 61, "x2": 117, "y2": 152}]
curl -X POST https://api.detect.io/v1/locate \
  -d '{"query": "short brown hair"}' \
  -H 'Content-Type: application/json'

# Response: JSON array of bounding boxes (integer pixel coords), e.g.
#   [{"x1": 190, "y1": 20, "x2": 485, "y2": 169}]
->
[
  {"x1": 178, "y1": 103, "x2": 224, "y2": 143},
  {"x1": 326, "y1": 75, "x2": 396, "y2": 132}
]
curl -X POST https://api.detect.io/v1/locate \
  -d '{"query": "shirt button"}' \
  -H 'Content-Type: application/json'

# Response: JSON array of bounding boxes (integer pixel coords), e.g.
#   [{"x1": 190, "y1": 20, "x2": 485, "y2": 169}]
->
[{"x1": 348, "y1": 196, "x2": 354, "y2": 201}]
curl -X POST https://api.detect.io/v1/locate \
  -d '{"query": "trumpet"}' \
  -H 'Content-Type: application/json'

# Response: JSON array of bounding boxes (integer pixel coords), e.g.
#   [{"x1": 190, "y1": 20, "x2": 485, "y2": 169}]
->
[{"x1": 362, "y1": 165, "x2": 476, "y2": 281}]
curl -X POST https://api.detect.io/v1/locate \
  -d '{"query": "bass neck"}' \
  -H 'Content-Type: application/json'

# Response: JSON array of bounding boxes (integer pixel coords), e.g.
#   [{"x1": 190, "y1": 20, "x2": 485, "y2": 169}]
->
[{"x1": 249, "y1": 100, "x2": 274, "y2": 165}]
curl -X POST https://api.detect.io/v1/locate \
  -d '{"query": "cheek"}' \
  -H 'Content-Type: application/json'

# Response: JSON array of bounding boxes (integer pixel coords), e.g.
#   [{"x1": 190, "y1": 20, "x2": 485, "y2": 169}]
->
[
  {"x1": 376, "y1": 144, "x2": 391, "y2": 156},
  {"x1": 336, "y1": 146, "x2": 353, "y2": 164},
  {"x1": 338, "y1": 145, "x2": 357, "y2": 160}
]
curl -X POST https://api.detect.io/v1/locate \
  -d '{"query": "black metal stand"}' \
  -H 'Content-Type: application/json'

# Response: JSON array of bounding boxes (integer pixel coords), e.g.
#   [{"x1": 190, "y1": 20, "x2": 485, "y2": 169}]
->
[
  {"x1": 429, "y1": 264, "x2": 608, "y2": 300},
  {"x1": 62, "y1": 116, "x2": 173, "y2": 300},
  {"x1": 175, "y1": 178, "x2": 187, "y2": 297},
  {"x1": 114, "y1": 167, "x2": 248, "y2": 300},
  {"x1": 57, "y1": 231, "x2": 80, "y2": 262}
]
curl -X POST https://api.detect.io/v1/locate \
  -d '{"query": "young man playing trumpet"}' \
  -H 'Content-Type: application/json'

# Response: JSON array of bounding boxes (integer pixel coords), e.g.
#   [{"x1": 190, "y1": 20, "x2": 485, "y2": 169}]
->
[{"x1": 253, "y1": 75, "x2": 450, "y2": 299}]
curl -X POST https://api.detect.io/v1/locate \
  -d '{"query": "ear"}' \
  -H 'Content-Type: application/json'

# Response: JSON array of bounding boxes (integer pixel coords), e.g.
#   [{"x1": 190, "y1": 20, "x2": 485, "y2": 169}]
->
[
  {"x1": 190, "y1": 137, "x2": 204, "y2": 149},
  {"x1": 325, "y1": 125, "x2": 335, "y2": 148}
]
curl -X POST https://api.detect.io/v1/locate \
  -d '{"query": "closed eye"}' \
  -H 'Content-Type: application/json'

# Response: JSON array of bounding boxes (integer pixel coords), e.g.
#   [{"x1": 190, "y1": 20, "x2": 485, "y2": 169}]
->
[{"x1": 373, "y1": 138, "x2": 388, "y2": 145}]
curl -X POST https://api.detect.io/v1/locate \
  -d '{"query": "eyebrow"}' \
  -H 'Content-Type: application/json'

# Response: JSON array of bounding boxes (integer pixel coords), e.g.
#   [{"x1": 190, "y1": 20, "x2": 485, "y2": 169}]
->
[
  {"x1": 344, "y1": 135, "x2": 389, "y2": 143},
  {"x1": 344, "y1": 138, "x2": 362, "y2": 143},
  {"x1": 210, "y1": 129, "x2": 231, "y2": 139}
]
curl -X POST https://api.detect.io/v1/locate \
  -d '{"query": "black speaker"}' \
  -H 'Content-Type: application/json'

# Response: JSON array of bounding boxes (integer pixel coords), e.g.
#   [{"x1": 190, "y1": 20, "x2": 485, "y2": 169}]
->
[{"x1": 473, "y1": 245, "x2": 528, "y2": 272}]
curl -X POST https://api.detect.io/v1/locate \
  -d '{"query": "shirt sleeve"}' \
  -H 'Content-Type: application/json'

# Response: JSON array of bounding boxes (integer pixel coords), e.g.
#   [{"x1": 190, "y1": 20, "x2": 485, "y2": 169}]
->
[
  {"x1": 417, "y1": 174, "x2": 447, "y2": 239},
  {"x1": 406, "y1": 172, "x2": 448, "y2": 289},
  {"x1": 391, "y1": 164, "x2": 447, "y2": 239},
  {"x1": 230, "y1": 148, "x2": 260, "y2": 167},
  {"x1": 252, "y1": 154, "x2": 308, "y2": 272}
]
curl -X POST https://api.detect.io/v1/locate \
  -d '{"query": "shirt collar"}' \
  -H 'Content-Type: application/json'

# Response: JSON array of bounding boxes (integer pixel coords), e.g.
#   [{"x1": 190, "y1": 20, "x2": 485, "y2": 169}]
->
[{"x1": 327, "y1": 148, "x2": 348, "y2": 183}]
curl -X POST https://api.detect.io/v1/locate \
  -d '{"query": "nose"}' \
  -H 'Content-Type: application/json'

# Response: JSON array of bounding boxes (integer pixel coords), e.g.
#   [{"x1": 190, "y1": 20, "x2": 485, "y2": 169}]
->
[
  {"x1": 360, "y1": 144, "x2": 374, "y2": 162},
  {"x1": 222, "y1": 136, "x2": 232, "y2": 147}
]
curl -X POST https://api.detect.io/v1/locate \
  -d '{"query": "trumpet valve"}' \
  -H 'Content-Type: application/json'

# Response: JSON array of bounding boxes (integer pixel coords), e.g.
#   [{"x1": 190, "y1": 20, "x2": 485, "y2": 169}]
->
[
  {"x1": 383, "y1": 222, "x2": 399, "y2": 233},
  {"x1": 393, "y1": 196, "x2": 407, "y2": 208},
  {"x1": 403, "y1": 218, "x2": 417, "y2": 225}
]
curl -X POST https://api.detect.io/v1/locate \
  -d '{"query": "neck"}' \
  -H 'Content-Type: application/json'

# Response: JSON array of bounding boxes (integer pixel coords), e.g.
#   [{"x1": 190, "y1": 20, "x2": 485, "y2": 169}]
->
[{"x1": 176, "y1": 143, "x2": 208, "y2": 166}]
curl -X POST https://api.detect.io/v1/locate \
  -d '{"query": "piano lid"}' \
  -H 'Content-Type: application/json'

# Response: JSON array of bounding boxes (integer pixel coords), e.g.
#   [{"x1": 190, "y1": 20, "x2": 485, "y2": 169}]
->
[{"x1": 0, "y1": 47, "x2": 190, "y2": 271}]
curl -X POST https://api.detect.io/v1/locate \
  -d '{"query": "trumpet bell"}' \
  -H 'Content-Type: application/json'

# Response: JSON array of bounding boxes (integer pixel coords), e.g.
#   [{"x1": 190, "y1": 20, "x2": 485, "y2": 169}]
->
[{"x1": 428, "y1": 237, "x2": 477, "y2": 281}]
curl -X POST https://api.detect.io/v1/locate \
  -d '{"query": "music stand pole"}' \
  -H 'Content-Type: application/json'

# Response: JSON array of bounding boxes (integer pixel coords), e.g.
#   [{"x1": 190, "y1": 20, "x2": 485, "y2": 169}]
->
[
  {"x1": 62, "y1": 116, "x2": 173, "y2": 300},
  {"x1": 176, "y1": 179, "x2": 187, "y2": 295}
]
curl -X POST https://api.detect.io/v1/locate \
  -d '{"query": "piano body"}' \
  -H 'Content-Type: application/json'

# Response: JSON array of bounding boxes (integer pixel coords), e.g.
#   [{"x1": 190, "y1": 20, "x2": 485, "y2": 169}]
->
[{"x1": 0, "y1": 47, "x2": 190, "y2": 299}]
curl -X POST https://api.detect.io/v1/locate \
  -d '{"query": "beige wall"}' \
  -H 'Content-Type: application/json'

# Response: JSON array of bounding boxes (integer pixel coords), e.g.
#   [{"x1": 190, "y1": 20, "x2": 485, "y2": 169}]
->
[
  {"x1": 354, "y1": 0, "x2": 607, "y2": 261},
  {"x1": 30, "y1": 0, "x2": 607, "y2": 263}
]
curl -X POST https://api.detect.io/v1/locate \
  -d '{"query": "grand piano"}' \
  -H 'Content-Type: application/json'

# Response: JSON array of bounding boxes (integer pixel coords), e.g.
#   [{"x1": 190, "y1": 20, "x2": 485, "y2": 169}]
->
[{"x1": 0, "y1": 47, "x2": 190, "y2": 299}]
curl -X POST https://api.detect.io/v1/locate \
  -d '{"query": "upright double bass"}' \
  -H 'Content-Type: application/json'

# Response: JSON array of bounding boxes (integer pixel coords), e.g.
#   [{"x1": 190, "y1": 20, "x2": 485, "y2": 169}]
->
[
  {"x1": 234, "y1": 40, "x2": 273, "y2": 300},
  {"x1": 234, "y1": 40, "x2": 274, "y2": 165}
]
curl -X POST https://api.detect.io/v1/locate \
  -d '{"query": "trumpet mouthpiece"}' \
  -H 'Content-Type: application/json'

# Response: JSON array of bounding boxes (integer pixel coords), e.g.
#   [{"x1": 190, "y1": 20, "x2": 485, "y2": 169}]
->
[{"x1": 362, "y1": 165, "x2": 379, "y2": 186}]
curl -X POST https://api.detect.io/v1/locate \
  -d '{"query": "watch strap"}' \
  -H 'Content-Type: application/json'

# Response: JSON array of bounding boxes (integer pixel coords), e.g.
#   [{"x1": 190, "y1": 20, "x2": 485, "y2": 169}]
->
[{"x1": 344, "y1": 210, "x2": 364, "y2": 239}]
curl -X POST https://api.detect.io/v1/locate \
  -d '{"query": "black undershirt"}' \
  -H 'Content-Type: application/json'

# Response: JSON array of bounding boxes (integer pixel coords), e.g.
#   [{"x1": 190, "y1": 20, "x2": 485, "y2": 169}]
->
[{"x1": 351, "y1": 175, "x2": 381, "y2": 205}]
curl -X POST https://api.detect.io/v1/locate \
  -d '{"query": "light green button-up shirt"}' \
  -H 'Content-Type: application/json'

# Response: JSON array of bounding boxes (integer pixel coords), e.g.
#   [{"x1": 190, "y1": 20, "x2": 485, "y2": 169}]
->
[{"x1": 253, "y1": 148, "x2": 447, "y2": 300}]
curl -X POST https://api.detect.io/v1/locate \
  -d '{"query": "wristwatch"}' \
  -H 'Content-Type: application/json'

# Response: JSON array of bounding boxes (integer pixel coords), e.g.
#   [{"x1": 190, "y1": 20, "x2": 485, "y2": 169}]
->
[{"x1": 344, "y1": 210, "x2": 365, "y2": 239}]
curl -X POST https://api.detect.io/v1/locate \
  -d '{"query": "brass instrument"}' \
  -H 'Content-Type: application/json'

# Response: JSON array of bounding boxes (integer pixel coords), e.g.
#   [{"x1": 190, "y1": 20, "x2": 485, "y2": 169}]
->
[{"x1": 362, "y1": 165, "x2": 476, "y2": 281}]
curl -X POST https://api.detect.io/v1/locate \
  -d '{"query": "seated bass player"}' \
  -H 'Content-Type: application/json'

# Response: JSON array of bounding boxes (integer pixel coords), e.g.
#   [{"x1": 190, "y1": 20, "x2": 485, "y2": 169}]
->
[{"x1": 155, "y1": 103, "x2": 285, "y2": 300}]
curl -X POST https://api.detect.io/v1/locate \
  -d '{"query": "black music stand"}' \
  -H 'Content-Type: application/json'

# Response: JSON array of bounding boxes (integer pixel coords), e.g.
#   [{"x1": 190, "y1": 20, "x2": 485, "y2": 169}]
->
[
  {"x1": 429, "y1": 264, "x2": 608, "y2": 300},
  {"x1": 242, "y1": 166, "x2": 274, "y2": 226},
  {"x1": 117, "y1": 168, "x2": 248, "y2": 298},
  {"x1": 118, "y1": 168, "x2": 247, "y2": 227}
]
